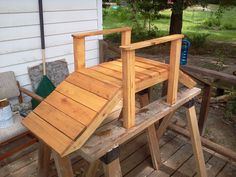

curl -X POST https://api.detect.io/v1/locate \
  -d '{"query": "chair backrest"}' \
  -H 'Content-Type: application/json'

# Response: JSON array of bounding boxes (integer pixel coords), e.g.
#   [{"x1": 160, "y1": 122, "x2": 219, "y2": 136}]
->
[{"x1": 0, "y1": 71, "x2": 20, "y2": 100}]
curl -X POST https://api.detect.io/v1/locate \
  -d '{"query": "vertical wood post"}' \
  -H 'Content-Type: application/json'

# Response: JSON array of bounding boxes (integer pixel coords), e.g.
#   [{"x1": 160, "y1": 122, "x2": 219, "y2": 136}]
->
[
  {"x1": 52, "y1": 151, "x2": 74, "y2": 177},
  {"x1": 185, "y1": 100, "x2": 207, "y2": 177},
  {"x1": 122, "y1": 49, "x2": 135, "y2": 128},
  {"x1": 38, "y1": 142, "x2": 51, "y2": 177},
  {"x1": 198, "y1": 84, "x2": 212, "y2": 135},
  {"x1": 167, "y1": 39, "x2": 182, "y2": 104},
  {"x1": 121, "y1": 29, "x2": 135, "y2": 129},
  {"x1": 73, "y1": 37, "x2": 85, "y2": 71}
]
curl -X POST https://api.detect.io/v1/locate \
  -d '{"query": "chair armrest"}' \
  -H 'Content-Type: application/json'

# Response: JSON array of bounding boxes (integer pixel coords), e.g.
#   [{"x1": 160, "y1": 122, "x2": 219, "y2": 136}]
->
[
  {"x1": 72, "y1": 27, "x2": 131, "y2": 38},
  {"x1": 120, "y1": 34, "x2": 184, "y2": 50},
  {"x1": 19, "y1": 87, "x2": 44, "y2": 102}
]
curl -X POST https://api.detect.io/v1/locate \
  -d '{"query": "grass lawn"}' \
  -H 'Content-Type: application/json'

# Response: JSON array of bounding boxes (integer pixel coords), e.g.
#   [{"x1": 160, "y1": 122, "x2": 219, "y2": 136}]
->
[{"x1": 103, "y1": 4, "x2": 236, "y2": 42}]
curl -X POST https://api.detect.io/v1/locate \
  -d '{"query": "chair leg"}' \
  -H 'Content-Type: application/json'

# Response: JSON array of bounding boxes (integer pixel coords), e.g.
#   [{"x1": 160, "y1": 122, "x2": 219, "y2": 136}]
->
[
  {"x1": 52, "y1": 151, "x2": 74, "y2": 177},
  {"x1": 185, "y1": 100, "x2": 207, "y2": 177},
  {"x1": 146, "y1": 124, "x2": 161, "y2": 170},
  {"x1": 38, "y1": 141, "x2": 51, "y2": 177}
]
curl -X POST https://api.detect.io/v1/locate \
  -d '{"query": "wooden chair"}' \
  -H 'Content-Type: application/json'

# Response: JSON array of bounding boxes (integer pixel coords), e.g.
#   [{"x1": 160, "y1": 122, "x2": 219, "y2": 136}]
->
[{"x1": 0, "y1": 71, "x2": 43, "y2": 161}]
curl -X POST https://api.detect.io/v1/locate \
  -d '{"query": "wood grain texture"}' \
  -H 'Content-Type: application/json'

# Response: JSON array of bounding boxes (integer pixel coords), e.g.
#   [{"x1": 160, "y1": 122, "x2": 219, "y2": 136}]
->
[
  {"x1": 167, "y1": 39, "x2": 182, "y2": 104},
  {"x1": 22, "y1": 112, "x2": 72, "y2": 155},
  {"x1": 122, "y1": 50, "x2": 136, "y2": 129},
  {"x1": 56, "y1": 81, "x2": 107, "y2": 112},
  {"x1": 66, "y1": 72, "x2": 119, "y2": 100},
  {"x1": 34, "y1": 101, "x2": 85, "y2": 140},
  {"x1": 186, "y1": 106, "x2": 207, "y2": 177},
  {"x1": 73, "y1": 37, "x2": 85, "y2": 71},
  {"x1": 45, "y1": 91, "x2": 97, "y2": 126}
]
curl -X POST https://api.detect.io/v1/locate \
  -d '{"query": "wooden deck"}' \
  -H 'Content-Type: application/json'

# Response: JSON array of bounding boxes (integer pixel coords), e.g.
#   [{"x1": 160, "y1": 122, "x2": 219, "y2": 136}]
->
[{"x1": 1, "y1": 129, "x2": 235, "y2": 177}]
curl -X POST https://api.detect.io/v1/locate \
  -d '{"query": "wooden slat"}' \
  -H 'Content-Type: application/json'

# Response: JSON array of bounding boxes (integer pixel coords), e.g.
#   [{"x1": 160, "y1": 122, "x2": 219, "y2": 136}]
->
[
  {"x1": 120, "y1": 34, "x2": 184, "y2": 50},
  {"x1": 22, "y1": 112, "x2": 72, "y2": 155},
  {"x1": 136, "y1": 72, "x2": 168, "y2": 92},
  {"x1": 117, "y1": 59, "x2": 161, "y2": 77},
  {"x1": 135, "y1": 57, "x2": 169, "y2": 69},
  {"x1": 34, "y1": 102, "x2": 86, "y2": 140},
  {"x1": 179, "y1": 70, "x2": 196, "y2": 88},
  {"x1": 45, "y1": 91, "x2": 97, "y2": 126},
  {"x1": 91, "y1": 65, "x2": 122, "y2": 80},
  {"x1": 56, "y1": 81, "x2": 107, "y2": 112},
  {"x1": 66, "y1": 72, "x2": 119, "y2": 100},
  {"x1": 92, "y1": 65, "x2": 140, "y2": 83},
  {"x1": 78, "y1": 69, "x2": 122, "y2": 87},
  {"x1": 102, "y1": 61, "x2": 150, "y2": 80}
]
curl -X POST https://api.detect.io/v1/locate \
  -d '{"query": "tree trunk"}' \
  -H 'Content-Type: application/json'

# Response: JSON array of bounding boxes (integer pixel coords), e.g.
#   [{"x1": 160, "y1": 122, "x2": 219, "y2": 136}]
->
[
  {"x1": 169, "y1": 11, "x2": 183, "y2": 34},
  {"x1": 169, "y1": 0, "x2": 184, "y2": 35}
]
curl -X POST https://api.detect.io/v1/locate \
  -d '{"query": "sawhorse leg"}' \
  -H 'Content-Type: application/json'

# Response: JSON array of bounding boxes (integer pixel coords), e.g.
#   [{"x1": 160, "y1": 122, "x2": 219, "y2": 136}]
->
[
  {"x1": 139, "y1": 90, "x2": 161, "y2": 170},
  {"x1": 52, "y1": 151, "x2": 74, "y2": 177},
  {"x1": 100, "y1": 147, "x2": 122, "y2": 177},
  {"x1": 84, "y1": 160, "x2": 100, "y2": 177},
  {"x1": 38, "y1": 141, "x2": 51, "y2": 177},
  {"x1": 146, "y1": 124, "x2": 161, "y2": 170},
  {"x1": 185, "y1": 99, "x2": 207, "y2": 177}
]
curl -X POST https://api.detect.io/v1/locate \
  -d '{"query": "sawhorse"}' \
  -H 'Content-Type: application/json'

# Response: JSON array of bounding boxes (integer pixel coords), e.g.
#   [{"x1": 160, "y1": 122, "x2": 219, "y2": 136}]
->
[{"x1": 37, "y1": 88, "x2": 207, "y2": 177}]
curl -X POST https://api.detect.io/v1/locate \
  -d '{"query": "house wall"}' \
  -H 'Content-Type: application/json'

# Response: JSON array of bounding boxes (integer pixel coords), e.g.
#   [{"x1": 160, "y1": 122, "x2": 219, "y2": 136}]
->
[{"x1": 0, "y1": 0, "x2": 103, "y2": 100}]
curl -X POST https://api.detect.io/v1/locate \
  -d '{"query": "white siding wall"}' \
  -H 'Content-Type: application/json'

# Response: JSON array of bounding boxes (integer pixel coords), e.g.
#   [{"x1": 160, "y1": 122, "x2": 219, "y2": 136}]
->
[{"x1": 0, "y1": 0, "x2": 103, "y2": 98}]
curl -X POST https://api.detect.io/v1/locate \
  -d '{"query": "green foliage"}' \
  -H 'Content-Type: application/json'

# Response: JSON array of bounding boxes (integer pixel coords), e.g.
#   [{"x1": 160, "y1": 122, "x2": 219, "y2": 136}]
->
[{"x1": 186, "y1": 33, "x2": 210, "y2": 48}]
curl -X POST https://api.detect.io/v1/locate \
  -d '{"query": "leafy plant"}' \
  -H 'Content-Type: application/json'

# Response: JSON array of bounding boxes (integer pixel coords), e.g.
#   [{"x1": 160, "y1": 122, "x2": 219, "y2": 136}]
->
[{"x1": 186, "y1": 33, "x2": 210, "y2": 48}]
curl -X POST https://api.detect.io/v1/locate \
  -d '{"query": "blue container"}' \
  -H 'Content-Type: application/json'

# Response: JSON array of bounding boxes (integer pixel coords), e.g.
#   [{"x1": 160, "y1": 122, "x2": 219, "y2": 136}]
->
[{"x1": 180, "y1": 39, "x2": 190, "y2": 65}]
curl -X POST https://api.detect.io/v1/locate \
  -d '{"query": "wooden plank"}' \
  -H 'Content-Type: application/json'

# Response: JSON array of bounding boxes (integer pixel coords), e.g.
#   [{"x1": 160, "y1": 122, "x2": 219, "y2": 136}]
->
[
  {"x1": 45, "y1": 91, "x2": 97, "y2": 126},
  {"x1": 38, "y1": 142, "x2": 51, "y2": 177},
  {"x1": 34, "y1": 101, "x2": 86, "y2": 140},
  {"x1": 73, "y1": 27, "x2": 131, "y2": 38},
  {"x1": 52, "y1": 151, "x2": 74, "y2": 177},
  {"x1": 167, "y1": 39, "x2": 182, "y2": 104},
  {"x1": 56, "y1": 81, "x2": 107, "y2": 112},
  {"x1": 214, "y1": 162, "x2": 236, "y2": 177},
  {"x1": 112, "y1": 60, "x2": 157, "y2": 78},
  {"x1": 78, "y1": 69, "x2": 122, "y2": 87},
  {"x1": 161, "y1": 144, "x2": 193, "y2": 175},
  {"x1": 102, "y1": 158, "x2": 122, "y2": 177},
  {"x1": 73, "y1": 37, "x2": 85, "y2": 71},
  {"x1": 120, "y1": 34, "x2": 184, "y2": 50},
  {"x1": 91, "y1": 65, "x2": 122, "y2": 80},
  {"x1": 63, "y1": 90, "x2": 122, "y2": 156},
  {"x1": 204, "y1": 156, "x2": 227, "y2": 177},
  {"x1": 22, "y1": 112, "x2": 72, "y2": 155},
  {"x1": 186, "y1": 106, "x2": 207, "y2": 177},
  {"x1": 100, "y1": 62, "x2": 147, "y2": 81},
  {"x1": 91, "y1": 65, "x2": 141, "y2": 83},
  {"x1": 172, "y1": 151, "x2": 212, "y2": 177},
  {"x1": 136, "y1": 71, "x2": 168, "y2": 92},
  {"x1": 66, "y1": 72, "x2": 119, "y2": 100},
  {"x1": 122, "y1": 50, "x2": 136, "y2": 129},
  {"x1": 181, "y1": 65, "x2": 236, "y2": 85},
  {"x1": 135, "y1": 57, "x2": 169, "y2": 69},
  {"x1": 146, "y1": 124, "x2": 161, "y2": 170}
]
